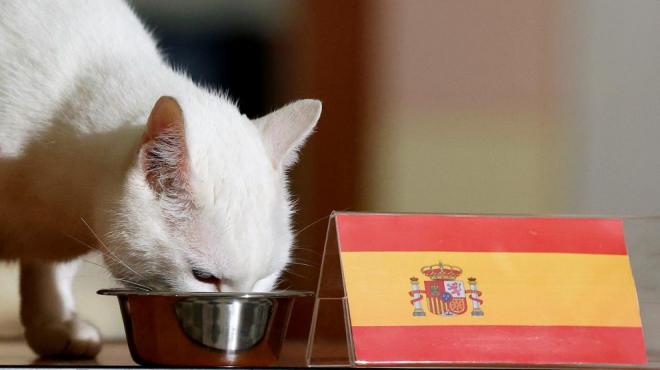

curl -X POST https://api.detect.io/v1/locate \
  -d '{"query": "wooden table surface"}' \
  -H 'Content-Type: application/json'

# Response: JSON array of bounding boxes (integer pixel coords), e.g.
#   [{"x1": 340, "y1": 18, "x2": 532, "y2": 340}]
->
[
  {"x1": 0, "y1": 339, "x2": 136, "y2": 366},
  {"x1": 3, "y1": 339, "x2": 656, "y2": 369}
]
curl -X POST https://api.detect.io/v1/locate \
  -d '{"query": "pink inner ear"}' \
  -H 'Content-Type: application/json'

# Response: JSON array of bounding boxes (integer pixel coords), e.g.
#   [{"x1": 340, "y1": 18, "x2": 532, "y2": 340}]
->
[
  {"x1": 142, "y1": 96, "x2": 185, "y2": 145},
  {"x1": 140, "y1": 96, "x2": 189, "y2": 194}
]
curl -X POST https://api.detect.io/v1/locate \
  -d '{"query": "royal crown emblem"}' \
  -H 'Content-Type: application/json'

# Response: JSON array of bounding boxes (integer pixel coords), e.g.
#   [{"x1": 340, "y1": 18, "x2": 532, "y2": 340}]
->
[{"x1": 408, "y1": 261, "x2": 484, "y2": 317}]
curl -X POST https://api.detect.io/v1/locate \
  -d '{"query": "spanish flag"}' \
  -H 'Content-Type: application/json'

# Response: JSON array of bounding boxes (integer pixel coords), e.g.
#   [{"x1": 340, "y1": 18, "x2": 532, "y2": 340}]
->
[{"x1": 336, "y1": 213, "x2": 647, "y2": 365}]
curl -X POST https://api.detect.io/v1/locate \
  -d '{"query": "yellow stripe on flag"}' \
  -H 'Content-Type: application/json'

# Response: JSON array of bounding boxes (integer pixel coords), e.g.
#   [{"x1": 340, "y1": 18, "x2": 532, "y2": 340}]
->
[{"x1": 341, "y1": 251, "x2": 641, "y2": 327}]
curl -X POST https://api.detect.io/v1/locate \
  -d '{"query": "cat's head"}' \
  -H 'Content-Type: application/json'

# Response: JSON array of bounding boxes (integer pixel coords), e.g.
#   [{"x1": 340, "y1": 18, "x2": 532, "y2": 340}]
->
[{"x1": 101, "y1": 95, "x2": 321, "y2": 292}]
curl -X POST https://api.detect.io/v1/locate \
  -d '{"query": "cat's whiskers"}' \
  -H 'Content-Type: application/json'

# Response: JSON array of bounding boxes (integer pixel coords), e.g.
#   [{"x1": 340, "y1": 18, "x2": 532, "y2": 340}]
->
[
  {"x1": 290, "y1": 244, "x2": 323, "y2": 258},
  {"x1": 62, "y1": 231, "x2": 125, "y2": 266},
  {"x1": 287, "y1": 260, "x2": 314, "y2": 269},
  {"x1": 294, "y1": 208, "x2": 350, "y2": 239},
  {"x1": 282, "y1": 268, "x2": 306, "y2": 280},
  {"x1": 288, "y1": 254, "x2": 316, "y2": 267},
  {"x1": 62, "y1": 226, "x2": 153, "y2": 291},
  {"x1": 81, "y1": 258, "x2": 153, "y2": 291},
  {"x1": 79, "y1": 217, "x2": 146, "y2": 279},
  {"x1": 113, "y1": 278, "x2": 152, "y2": 292},
  {"x1": 81, "y1": 258, "x2": 110, "y2": 271},
  {"x1": 62, "y1": 231, "x2": 133, "y2": 274},
  {"x1": 294, "y1": 213, "x2": 333, "y2": 238}
]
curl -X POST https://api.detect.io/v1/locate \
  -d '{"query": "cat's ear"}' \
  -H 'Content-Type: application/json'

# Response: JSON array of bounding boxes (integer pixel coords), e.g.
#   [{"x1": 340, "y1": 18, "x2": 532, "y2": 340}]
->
[
  {"x1": 139, "y1": 96, "x2": 189, "y2": 194},
  {"x1": 254, "y1": 99, "x2": 322, "y2": 169}
]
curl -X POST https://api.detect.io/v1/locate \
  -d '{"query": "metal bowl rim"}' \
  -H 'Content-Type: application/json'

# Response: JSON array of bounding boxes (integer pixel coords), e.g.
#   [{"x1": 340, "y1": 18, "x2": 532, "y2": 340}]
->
[{"x1": 97, "y1": 288, "x2": 314, "y2": 298}]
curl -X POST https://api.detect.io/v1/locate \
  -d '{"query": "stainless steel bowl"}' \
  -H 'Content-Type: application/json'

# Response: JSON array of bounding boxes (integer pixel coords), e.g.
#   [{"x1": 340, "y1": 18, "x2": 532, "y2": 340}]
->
[{"x1": 98, "y1": 289, "x2": 313, "y2": 367}]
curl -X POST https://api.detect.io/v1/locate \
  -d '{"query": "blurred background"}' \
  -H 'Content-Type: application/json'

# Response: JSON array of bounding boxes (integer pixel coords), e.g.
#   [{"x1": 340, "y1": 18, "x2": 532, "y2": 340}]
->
[{"x1": 1, "y1": 0, "x2": 660, "y2": 343}]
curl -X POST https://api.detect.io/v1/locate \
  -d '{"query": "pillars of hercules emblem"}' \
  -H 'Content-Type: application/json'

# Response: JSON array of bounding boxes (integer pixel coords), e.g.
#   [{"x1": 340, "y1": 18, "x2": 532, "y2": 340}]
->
[
  {"x1": 468, "y1": 277, "x2": 484, "y2": 316},
  {"x1": 409, "y1": 277, "x2": 426, "y2": 316}
]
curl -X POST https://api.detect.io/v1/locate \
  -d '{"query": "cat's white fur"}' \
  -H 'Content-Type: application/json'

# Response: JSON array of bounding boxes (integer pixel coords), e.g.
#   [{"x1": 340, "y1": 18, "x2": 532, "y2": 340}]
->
[{"x1": 0, "y1": 0, "x2": 321, "y2": 357}]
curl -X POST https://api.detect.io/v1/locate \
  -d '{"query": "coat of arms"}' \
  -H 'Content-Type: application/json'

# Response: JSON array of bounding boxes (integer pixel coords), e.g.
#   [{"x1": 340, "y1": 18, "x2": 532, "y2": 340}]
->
[{"x1": 408, "y1": 261, "x2": 484, "y2": 317}]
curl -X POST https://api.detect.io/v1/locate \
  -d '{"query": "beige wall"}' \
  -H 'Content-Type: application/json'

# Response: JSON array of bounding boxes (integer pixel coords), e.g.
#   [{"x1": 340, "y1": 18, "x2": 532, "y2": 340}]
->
[
  {"x1": 361, "y1": 0, "x2": 660, "y2": 216},
  {"x1": 567, "y1": 0, "x2": 660, "y2": 215},
  {"x1": 361, "y1": 0, "x2": 567, "y2": 214}
]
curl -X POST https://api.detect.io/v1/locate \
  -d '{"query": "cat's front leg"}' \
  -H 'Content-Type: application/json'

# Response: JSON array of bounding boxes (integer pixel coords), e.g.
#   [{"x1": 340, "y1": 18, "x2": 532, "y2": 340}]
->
[{"x1": 20, "y1": 258, "x2": 102, "y2": 358}]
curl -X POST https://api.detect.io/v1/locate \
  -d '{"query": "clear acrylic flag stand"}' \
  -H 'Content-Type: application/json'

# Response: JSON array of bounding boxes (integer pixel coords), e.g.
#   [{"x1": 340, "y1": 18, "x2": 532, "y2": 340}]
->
[{"x1": 305, "y1": 212, "x2": 660, "y2": 368}]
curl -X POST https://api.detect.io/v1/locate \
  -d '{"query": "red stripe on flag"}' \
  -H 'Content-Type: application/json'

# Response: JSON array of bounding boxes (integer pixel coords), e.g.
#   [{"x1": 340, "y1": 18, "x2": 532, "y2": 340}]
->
[
  {"x1": 351, "y1": 325, "x2": 647, "y2": 365},
  {"x1": 336, "y1": 214, "x2": 626, "y2": 254}
]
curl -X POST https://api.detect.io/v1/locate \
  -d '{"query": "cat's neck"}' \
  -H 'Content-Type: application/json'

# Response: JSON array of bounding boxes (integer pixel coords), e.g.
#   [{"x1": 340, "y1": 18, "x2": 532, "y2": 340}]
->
[{"x1": 4, "y1": 60, "x2": 197, "y2": 234}]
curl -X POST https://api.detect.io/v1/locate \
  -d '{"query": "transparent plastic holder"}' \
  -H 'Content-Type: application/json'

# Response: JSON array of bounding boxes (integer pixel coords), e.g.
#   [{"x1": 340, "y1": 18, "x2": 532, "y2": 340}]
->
[
  {"x1": 306, "y1": 212, "x2": 660, "y2": 369},
  {"x1": 306, "y1": 215, "x2": 353, "y2": 366}
]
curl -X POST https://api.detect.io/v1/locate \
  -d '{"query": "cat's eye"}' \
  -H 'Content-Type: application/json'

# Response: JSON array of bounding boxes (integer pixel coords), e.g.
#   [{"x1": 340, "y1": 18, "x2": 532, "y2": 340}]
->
[{"x1": 192, "y1": 268, "x2": 220, "y2": 285}]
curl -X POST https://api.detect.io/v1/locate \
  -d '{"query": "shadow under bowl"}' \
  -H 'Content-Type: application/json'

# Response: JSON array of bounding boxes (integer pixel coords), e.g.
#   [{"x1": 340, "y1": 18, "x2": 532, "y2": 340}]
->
[{"x1": 97, "y1": 289, "x2": 313, "y2": 367}]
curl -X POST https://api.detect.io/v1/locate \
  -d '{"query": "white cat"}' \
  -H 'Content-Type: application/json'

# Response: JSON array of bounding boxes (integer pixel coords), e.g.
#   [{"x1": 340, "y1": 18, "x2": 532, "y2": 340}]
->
[{"x1": 0, "y1": 0, "x2": 321, "y2": 358}]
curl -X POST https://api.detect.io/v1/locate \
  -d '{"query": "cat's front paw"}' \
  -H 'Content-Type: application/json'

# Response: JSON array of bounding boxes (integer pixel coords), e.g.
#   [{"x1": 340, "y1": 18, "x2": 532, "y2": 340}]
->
[{"x1": 24, "y1": 318, "x2": 102, "y2": 358}]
